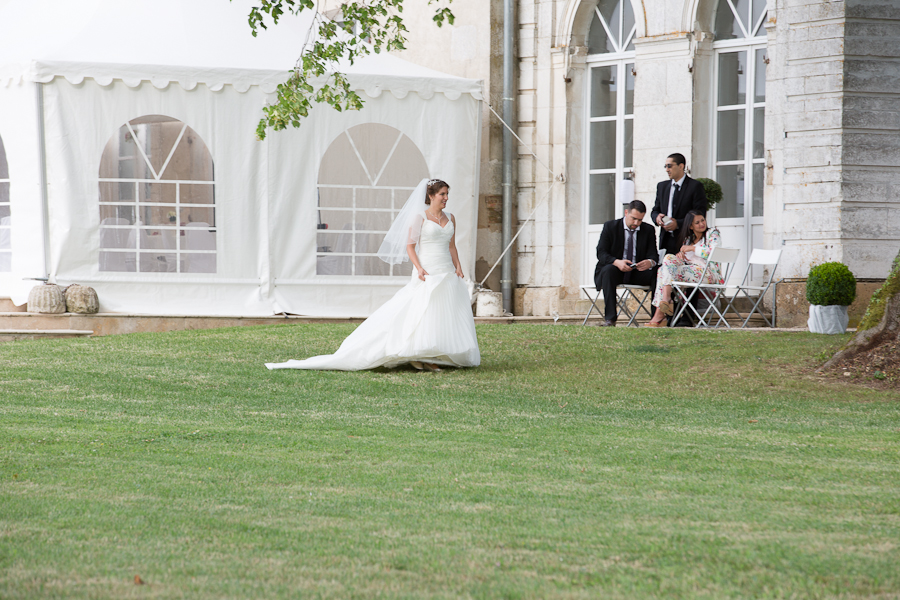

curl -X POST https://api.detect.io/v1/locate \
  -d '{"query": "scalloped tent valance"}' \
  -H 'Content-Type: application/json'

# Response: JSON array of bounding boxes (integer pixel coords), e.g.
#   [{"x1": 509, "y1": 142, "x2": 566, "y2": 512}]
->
[{"x1": 0, "y1": 59, "x2": 482, "y2": 100}]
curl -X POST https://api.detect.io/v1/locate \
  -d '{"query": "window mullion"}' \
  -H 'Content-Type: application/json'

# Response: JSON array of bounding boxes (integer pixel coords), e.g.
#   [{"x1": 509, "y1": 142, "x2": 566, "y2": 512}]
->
[
  {"x1": 753, "y1": 9, "x2": 767, "y2": 36},
  {"x1": 616, "y1": 62, "x2": 624, "y2": 200},
  {"x1": 173, "y1": 182, "x2": 179, "y2": 273},
  {"x1": 596, "y1": 7, "x2": 617, "y2": 53},
  {"x1": 133, "y1": 182, "x2": 140, "y2": 268},
  {"x1": 618, "y1": 8, "x2": 623, "y2": 54},
  {"x1": 745, "y1": 50, "x2": 755, "y2": 227},
  {"x1": 351, "y1": 187, "x2": 356, "y2": 276},
  {"x1": 713, "y1": 48, "x2": 720, "y2": 180},
  {"x1": 725, "y1": 0, "x2": 750, "y2": 39}
]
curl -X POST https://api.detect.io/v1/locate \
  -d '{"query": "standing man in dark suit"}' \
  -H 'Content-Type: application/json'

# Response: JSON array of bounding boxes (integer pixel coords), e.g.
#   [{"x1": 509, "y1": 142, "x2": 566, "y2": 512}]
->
[
  {"x1": 651, "y1": 153, "x2": 708, "y2": 256},
  {"x1": 593, "y1": 200, "x2": 659, "y2": 327}
]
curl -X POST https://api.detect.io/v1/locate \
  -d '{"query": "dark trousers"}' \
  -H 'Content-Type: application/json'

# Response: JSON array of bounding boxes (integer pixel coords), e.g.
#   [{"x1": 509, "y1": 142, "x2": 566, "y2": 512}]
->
[
  {"x1": 595, "y1": 264, "x2": 658, "y2": 321},
  {"x1": 659, "y1": 232, "x2": 679, "y2": 257}
]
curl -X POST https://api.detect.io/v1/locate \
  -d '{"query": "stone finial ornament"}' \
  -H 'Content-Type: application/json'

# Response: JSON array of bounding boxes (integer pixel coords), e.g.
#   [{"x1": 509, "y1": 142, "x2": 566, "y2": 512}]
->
[
  {"x1": 27, "y1": 283, "x2": 66, "y2": 314},
  {"x1": 65, "y1": 284, "x2": 100, "y2": 314}
]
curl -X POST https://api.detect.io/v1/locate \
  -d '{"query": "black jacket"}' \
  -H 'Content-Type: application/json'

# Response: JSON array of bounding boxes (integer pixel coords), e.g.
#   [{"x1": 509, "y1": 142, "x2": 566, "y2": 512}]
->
[
  {"x1": 651, "y1": 176, "x2": 707, "y2": 254},
  {"x1": 594, "y1": 218, "x2": 658, "y2": 283}
]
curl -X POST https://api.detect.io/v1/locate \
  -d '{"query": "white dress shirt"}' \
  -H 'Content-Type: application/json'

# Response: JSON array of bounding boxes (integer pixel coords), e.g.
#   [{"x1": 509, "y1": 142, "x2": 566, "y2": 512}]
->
[
  {"x1": 623, "y1": 219, "x2": 656, "y2": 267},
  {"x1": 667, "y1": 174, "x2": 686, "y2": 217}
]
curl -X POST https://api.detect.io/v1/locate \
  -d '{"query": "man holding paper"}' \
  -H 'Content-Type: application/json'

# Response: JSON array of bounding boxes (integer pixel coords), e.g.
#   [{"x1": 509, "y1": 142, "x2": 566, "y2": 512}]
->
[
  {"x1": 593, "y1": 200, "x2": 659, "y2": 327},
  {"x1": 651, "y1": 153, "x2": 708, "y2": 256}
]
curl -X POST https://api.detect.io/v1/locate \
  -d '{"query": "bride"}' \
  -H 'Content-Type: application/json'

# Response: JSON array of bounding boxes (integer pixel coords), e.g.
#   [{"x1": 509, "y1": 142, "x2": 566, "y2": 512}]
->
[{"x1": 266, "y1": 178, "x2": 480, "y2": 372}]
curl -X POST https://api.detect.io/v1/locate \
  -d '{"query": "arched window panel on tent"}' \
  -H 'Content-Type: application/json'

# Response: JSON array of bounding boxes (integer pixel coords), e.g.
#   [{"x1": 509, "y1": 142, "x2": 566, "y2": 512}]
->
[
  {"x1": 714, "y1": 0, "x2": 767, "y2": 40},
  {"x1": 0, "y1": 134, "x2": 10, "y2": 272},
  {"x1": 316, "y1": 124, "x2": 429, "y2": 277},
  {"x1": 98, "y1": 116, "x2": 216, "y2": 274},
  {"x1": 588, "y1": 0, "x2": 636, "y2": 54}
]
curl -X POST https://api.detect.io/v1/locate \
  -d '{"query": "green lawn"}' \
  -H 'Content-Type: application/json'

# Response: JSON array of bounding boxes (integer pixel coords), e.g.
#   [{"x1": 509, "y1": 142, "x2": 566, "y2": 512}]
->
[{"x1": 0, "y1": 324, "x2": 897, "y2": 599}]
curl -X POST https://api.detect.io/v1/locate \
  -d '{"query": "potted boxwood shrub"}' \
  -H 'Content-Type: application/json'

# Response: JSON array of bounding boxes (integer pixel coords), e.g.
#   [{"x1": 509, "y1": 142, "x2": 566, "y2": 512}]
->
[
  {"x1": 695, "y1": 177, "x2": 723, "y2": 212},
  {"x1": 806, "y1": 262, "x2": 857, "y2": 334}
]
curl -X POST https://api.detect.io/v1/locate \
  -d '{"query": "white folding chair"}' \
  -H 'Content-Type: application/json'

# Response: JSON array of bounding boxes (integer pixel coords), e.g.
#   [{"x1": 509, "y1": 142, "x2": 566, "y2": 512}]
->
[
  {"x1": 581, "y1": 284, "x2": 654, "y2": 327},
  {"x1": 721, "y1": 248, "x2": 782, "y2": 328},
  {"x1": 669, "y1": 247, "x2": 740, "y2": 328}
]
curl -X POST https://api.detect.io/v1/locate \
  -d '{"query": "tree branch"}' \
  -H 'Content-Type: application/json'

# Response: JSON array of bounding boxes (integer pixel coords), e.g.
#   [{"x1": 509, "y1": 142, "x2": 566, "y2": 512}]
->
[{"x1": 237, "y1": 0, "x2": 455, "y2": 140}]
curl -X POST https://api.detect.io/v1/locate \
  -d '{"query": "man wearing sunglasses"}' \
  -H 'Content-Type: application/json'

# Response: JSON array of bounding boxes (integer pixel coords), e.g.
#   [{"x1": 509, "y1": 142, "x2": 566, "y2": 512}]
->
[{"x1": 651, "y1": 153, "x2": 707, "y2": 256}]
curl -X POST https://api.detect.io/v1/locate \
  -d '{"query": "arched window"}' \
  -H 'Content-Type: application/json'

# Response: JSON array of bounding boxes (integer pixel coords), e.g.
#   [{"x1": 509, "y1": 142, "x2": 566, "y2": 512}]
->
[
  {"x1": 98, "y1": 115, "x2": 216, "y2": 273},
  {"x1": 584, "y1": 0, "x2": 636, "y2": 282},
  {"x1": 316, "y1": 124, "x2": 429, "y2": 277},
  {"x1": 712, "y1": 0, "x2": 766, "y2": 275},
  {"x1": 0, "y1": 133, "x2": 10, "y2": 272}
]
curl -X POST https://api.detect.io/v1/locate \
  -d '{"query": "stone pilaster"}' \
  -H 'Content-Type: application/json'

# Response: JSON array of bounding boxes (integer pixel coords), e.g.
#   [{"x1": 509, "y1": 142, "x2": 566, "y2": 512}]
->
[
  {"x1": 632, "y1": 34, "x2": 696, "y2": 207},
  {"x1": 767, "y1": 0, "x2": 900, "y2": 280}
]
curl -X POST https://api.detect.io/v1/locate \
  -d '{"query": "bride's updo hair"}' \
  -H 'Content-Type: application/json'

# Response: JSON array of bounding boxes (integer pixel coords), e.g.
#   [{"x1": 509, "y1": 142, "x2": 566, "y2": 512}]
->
[{"x1": 425, "y1": 179, "x2": 449, "y2": 205}]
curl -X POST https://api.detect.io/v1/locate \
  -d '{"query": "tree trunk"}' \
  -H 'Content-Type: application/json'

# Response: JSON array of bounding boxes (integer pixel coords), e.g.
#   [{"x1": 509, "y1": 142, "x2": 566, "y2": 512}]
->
[{"x1": 821, "y1": 251, "x2": 900, "y2": 371}]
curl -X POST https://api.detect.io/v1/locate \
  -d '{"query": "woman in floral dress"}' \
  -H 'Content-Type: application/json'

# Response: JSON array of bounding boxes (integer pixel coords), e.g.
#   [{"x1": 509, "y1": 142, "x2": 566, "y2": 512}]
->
[{"x1": 644, "y1": 211, "x2": 723, "y2": 327}]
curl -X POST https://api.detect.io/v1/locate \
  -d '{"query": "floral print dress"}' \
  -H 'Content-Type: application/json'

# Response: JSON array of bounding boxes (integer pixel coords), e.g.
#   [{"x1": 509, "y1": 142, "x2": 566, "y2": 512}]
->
[{"x1": 652, "y1": 228, "x2": 724, "y2": 307}]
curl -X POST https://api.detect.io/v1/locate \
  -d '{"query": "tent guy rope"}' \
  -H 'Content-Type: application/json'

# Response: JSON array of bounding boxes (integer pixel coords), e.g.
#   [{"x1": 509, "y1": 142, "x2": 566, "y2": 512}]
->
[{"x1": 478, "y1": 103, "x2": 564, "y2": 288}]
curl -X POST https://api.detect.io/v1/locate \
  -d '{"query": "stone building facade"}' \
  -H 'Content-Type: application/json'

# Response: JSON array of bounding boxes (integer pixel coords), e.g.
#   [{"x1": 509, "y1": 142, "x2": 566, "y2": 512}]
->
[{"x1": 394, "y1": 0, "x2": 900, "y2": 318}]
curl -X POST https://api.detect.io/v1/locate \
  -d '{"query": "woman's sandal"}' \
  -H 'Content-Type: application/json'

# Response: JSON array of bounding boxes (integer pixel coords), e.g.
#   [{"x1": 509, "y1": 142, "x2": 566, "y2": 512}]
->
[
  {"x1": 410, "y1": 361, "x2": 424, "y2": 370},
  {"x1": 423, "y1": 363, "x2": 442, "y2": 372},
  {"x1": 643, "y1": 321, "x2": 665, "y2": 328}
]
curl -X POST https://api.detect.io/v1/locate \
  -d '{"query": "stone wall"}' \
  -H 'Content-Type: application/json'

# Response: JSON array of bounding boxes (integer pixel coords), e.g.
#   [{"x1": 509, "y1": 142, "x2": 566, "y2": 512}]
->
[
  {"x1": 774, "y1": 280, "x2": 885, "y2": 328},
  {"x1": 766, "y1": 0, "x2": 900, "y2": 280},
  {"x1": 840, "y1": 0, "x2": 900, "y2": 277}
]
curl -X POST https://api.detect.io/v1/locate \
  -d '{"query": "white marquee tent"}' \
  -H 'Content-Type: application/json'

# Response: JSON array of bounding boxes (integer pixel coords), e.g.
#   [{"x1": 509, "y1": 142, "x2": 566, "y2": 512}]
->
[{"x1": 0, "y1": 0, "x2": 482, "y2": 316}]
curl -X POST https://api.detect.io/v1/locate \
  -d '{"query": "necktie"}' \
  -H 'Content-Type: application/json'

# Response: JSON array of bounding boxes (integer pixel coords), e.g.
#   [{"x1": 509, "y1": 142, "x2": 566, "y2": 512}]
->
[
  {"x1": 625, "y1": 229, "x2": 635, "y2": 263},
  {"x1": 668, "y1": 183, "x2": 680, "y2": 217}
]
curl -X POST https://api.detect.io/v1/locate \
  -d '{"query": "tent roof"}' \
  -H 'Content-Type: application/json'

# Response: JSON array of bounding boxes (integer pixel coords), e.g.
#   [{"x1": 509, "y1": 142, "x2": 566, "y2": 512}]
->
[{"x1": 0, "y1": 0, "x2": 482, "y2": 98}]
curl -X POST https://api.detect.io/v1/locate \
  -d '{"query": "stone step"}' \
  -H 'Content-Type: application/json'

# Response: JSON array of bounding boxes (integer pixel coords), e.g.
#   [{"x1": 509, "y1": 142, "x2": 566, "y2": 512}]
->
[
  {"x1": 578, "y1": 314, "x2": 771, "y2": 328},
  {"x1": 0, "y1": 312, "x2": 365, "y2": 337},
  {"x1": 0, "y1": 329, "x2": 94, "y2": 342},
  {"x1": 0, "y1": 297, "x2": 27, "y2": 312}
]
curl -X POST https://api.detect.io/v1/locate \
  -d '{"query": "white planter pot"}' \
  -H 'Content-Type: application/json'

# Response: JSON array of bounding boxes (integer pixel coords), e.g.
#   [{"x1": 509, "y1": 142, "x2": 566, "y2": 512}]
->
[{"x1": 808, "y1": 304, "x2": 849, "y2": 334}]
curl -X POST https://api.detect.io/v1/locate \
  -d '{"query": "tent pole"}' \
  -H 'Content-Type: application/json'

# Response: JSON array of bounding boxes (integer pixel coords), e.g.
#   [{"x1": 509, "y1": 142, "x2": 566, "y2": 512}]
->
[
  {"x1": 35, "y1": 82, "x2": 50, "y2": 280},
  {"x1": 501, "y1": 0, "x2": 516, "y2": 313}
]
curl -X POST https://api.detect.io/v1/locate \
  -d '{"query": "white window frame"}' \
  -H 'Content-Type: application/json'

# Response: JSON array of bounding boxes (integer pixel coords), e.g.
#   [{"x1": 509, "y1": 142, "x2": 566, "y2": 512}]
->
[
  {"x1": 98, "y1": 118, "x2": 217, "y2": 274},
  {"x1": 0, "y1": 134, "x2": 10, "y2": 272},
  {"x1": 712, "y1": 41, "x2": 767, "y2": 223},
  {"x1": 711, "y1": 0, "x2": 768, "y2": 284},
  {"x1": 583, "y1": 58, "x2": 635, "y2": 285},
  {"x1": 581, "y1": 1, "x2": 637, "y2": 286}
]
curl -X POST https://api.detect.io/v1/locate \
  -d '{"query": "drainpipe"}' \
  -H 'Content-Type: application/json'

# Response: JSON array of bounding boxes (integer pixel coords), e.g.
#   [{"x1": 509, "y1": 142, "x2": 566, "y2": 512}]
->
[
  {"x1": 501, "y1": 0, "x2": 515, "y2": 313},
  {"x1": 35, "y1": 82, "x2": 51, "y2": 280}
]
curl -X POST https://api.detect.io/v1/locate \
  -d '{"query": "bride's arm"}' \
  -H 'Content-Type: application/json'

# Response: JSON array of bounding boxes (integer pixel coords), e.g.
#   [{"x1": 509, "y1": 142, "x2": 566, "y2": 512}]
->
[
  {"x1": 407, "y1": 243, "x2": 428, "y2": 280},
  {"x1": 449, "y1": 215, "x2": 464, "y2": 278}
]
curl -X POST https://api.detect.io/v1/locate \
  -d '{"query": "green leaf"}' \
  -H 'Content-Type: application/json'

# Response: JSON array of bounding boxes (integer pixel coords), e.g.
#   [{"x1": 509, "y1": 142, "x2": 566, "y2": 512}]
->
[{"x1": 244, "y1": 0, "x2": 455, "y2": 136}]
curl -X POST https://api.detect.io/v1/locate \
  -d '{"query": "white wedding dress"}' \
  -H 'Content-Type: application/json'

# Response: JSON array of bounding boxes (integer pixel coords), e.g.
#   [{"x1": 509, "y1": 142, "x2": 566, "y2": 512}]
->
[{"x1": 266, "y1": 213, "x2": 480, "y2": 371}]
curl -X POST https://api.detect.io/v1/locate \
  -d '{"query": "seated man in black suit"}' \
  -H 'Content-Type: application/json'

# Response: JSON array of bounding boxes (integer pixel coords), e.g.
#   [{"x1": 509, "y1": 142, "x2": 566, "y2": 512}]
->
[
  {"x1": 651, "y1": 153, "x2": 708, "y2": 256},
  {"x1": 593, "y1": 200, "x2": 659, "y2": 327}
]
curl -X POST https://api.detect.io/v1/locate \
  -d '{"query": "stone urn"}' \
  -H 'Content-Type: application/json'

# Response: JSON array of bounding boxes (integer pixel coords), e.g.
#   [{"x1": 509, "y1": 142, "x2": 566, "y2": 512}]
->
[
  {"x1": 65, "y1": 284, "x2": 100, "y2": 314},
  {"x1": 27, "y1": 283, "x2": 66, "y2": 314},
  {"x1": 474, "y1": 289, "x2": 505, "y2": 317}
]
